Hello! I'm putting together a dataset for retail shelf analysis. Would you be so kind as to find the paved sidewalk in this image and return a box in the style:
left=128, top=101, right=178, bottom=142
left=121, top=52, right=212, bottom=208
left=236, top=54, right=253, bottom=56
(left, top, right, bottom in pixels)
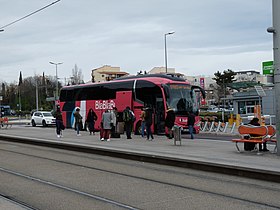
left=1, top=125, right=280, bottom=181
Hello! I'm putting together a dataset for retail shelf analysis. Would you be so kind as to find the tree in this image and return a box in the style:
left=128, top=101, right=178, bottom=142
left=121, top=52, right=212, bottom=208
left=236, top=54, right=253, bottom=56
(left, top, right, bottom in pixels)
left=212, top=69, right=236, bottom=106
left=71, top=64, right=84, bottom=85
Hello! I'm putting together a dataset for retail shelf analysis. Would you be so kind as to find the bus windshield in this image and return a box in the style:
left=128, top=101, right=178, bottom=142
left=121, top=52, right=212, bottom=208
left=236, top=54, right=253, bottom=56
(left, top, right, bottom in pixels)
left=166, top=84, right=198, bottom=115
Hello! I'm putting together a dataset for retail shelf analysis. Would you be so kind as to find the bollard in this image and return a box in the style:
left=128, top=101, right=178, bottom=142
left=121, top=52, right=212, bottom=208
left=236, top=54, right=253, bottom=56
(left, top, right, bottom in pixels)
left=173, top=125, right=182, bottom=145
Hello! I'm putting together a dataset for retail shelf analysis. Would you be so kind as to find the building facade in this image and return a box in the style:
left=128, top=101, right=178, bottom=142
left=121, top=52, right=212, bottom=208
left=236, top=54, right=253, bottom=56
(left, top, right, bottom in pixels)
left=91, top=65, right=129, bottom=82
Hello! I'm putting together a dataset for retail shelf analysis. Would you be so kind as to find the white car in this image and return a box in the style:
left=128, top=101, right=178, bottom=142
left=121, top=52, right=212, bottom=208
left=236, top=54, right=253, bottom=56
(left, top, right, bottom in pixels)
left=207, top=107, right=219, bottom=113
left=31, top=111, right=56, bottom=127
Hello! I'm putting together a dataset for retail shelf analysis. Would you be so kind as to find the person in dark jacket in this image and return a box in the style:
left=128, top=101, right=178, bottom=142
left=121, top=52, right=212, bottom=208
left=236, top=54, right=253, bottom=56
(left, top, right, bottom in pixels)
left=73, top=107, right=82, bottom=136
left=187, top=111, right=196, bottom=139
left=86, top=108, right=97, bottom=135
left=249, top=117, right=269, bottom=152
left=54, top=105, right=64, bottom=138
left=165, top=108, right=175, bottom=139
left=145, top=107, right=154, bottom=140
left=123, top=106, right=134, bottom=139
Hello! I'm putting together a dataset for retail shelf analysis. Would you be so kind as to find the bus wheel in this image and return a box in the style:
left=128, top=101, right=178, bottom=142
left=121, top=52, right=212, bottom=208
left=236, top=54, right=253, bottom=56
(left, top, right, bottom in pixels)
left=135, top=121, right=141, bottom=135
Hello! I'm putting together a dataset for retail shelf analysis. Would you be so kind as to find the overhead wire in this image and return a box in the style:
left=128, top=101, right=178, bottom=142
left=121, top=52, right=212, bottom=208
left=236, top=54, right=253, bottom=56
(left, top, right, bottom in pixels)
left=0, top=0, right=61, bottom=30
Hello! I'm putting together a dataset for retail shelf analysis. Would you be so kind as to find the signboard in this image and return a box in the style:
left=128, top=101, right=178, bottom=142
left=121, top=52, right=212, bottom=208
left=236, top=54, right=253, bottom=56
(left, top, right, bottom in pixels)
left=199, top=78, right=206, bottom=105
left=262, top=61, right=274, bottom=75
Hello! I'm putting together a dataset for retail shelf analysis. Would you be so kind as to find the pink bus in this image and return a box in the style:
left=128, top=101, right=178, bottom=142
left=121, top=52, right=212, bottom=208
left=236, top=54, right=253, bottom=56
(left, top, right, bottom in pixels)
left=59, top=74, right=205, bottom=135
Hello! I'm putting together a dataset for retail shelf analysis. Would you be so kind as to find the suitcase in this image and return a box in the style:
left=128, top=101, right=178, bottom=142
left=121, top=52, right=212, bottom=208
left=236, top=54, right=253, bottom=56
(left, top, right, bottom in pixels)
left=111, top=132, right=121, bottom=138
left=244, top=142, right=256, bottom=151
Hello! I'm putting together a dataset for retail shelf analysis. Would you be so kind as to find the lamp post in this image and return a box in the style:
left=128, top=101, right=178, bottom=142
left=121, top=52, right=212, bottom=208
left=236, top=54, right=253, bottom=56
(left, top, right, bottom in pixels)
left=164, top=31, right=175, bottom=73
left=267, top=0, right=280, bottom=155
left=49, top=61, right=63, bottom=100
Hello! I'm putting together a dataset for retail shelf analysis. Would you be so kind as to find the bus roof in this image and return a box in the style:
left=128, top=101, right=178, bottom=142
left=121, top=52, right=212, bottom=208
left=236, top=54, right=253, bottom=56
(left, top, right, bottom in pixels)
left=61, top=74, right=189, bottom=90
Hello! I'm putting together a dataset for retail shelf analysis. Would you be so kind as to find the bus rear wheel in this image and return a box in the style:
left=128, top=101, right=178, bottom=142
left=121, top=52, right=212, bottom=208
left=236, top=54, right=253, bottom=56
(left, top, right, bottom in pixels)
left=134, top=122, right=142, bottom=135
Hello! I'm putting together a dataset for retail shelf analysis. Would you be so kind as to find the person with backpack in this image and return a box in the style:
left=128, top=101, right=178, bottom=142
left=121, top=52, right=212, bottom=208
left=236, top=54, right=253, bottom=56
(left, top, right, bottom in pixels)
left=123, top=106, right=134, bottom=139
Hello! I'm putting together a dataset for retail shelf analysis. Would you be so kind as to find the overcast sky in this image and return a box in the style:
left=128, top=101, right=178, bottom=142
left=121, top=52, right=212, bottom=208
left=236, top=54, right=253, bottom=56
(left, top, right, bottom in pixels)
left=0, top=0, right=273, bottom=84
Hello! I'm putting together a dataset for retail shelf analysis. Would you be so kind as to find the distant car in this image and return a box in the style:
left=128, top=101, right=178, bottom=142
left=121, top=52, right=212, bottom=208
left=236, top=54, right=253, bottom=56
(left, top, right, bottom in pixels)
left=31, top=111, right=56, bottom=127
left=207, top=106, right=219, bottom=113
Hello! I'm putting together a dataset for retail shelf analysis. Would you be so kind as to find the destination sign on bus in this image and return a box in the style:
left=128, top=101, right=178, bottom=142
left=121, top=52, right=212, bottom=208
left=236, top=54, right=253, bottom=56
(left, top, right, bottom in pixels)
left=169, top=84, right=191, bottom=90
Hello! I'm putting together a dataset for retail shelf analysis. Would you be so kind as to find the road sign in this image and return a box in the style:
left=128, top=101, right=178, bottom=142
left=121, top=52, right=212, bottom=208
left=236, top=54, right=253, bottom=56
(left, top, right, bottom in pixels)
left=262, top=61, right=274, bottom=75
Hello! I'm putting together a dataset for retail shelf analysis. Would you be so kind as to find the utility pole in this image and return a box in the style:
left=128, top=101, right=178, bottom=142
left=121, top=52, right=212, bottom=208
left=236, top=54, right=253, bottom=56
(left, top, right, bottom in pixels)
left=164, top=31, right=175, bottom=73
left=267, top=0, right=280, bottom=155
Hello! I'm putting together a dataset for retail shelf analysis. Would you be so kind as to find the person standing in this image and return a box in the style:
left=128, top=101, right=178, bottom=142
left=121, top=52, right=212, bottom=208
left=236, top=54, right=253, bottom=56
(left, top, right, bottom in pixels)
left=145, top=107, right=154, bottom=140
left=165, top=107, right=175, bottom=139
left=140, top=107, right=146, bottom=138
left=86, top=108, right=97, bottom=135
left=123, top=106, right=134, bottom=139
left=101, top=109, right=113, bottom=141
left=73, top=107, right=82, bottom=136
left=187, top=111, right=195, bottom=139
left=54, top=105, right=64, bottom=138
left=111, top=107, right=119, bottom=137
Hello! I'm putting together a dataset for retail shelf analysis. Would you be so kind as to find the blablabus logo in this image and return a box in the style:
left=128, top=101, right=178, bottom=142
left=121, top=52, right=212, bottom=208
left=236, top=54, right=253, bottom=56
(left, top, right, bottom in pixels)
left=95, top=100, right=115, bottom=110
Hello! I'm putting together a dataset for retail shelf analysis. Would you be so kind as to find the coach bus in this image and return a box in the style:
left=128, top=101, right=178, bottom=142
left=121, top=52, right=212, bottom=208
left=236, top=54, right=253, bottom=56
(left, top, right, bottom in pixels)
left=59, top=74, right=205, bottom=135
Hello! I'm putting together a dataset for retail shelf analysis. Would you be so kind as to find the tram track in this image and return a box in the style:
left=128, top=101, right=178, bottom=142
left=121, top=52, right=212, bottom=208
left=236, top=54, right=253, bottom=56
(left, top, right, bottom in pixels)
left=1, top=144, right=280, bottom=193
left=1, top=143, right=280, bottom=209
left=0, top=193, right=38, bottom=210
left=0, top=167, right=139, bottom=210
left=1, top=135, right=280, bottom=183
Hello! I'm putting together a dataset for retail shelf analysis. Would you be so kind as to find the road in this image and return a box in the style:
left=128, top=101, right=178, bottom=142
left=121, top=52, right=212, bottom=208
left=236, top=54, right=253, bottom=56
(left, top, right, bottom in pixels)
left=1, top=140, right=280, bottom=210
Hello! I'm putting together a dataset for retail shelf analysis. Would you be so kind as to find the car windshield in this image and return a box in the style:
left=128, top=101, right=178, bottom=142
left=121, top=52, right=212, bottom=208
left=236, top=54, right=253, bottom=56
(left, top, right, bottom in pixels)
left=166, top=84, right=198, bottom=115
left=42, top=112, right=53, bottom=117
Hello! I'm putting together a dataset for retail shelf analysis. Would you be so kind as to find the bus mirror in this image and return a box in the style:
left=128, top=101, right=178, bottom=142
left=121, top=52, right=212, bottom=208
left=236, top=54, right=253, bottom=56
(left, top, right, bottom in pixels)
left=191, top=86, right=206, bottom=99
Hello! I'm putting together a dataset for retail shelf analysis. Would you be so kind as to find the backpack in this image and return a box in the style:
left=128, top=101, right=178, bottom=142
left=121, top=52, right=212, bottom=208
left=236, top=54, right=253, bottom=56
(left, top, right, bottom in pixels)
left=123, top=110, right=135, bottom=122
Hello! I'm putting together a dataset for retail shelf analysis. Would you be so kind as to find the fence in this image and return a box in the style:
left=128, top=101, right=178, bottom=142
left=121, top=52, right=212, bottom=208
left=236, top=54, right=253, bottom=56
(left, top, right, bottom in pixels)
left=200, top=115, right=276, bottom=135
left=200, top=121, right=236, bottom=134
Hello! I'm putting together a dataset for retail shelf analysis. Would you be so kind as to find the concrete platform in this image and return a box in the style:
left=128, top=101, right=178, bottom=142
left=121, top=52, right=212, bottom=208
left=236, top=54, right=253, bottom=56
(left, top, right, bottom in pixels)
left=0, top=125, right=280, bottom=182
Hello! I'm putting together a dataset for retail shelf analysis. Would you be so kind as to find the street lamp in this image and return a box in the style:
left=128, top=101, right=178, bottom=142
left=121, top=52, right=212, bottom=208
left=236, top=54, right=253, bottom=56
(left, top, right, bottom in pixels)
left=164, top=31, right=175, bottom=73
left=49, top=61, right=63, bottom=100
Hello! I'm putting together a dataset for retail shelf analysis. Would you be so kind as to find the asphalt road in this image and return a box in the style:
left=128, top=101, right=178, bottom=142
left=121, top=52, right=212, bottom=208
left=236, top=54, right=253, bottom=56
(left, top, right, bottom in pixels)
left=1, top=141, right=280, bottom=210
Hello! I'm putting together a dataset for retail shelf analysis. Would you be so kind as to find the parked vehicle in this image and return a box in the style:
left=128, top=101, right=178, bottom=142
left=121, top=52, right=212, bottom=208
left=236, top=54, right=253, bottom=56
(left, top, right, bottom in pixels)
left=31, top=111, right=56, bottom=127
left=207, top=106, right=219, bottom=113
left=59, top=74, right=205, bottom=134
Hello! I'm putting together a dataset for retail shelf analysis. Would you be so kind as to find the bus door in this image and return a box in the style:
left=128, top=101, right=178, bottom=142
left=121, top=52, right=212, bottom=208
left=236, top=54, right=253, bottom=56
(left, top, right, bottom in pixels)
left=155, top=97, right=165, bottom=134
